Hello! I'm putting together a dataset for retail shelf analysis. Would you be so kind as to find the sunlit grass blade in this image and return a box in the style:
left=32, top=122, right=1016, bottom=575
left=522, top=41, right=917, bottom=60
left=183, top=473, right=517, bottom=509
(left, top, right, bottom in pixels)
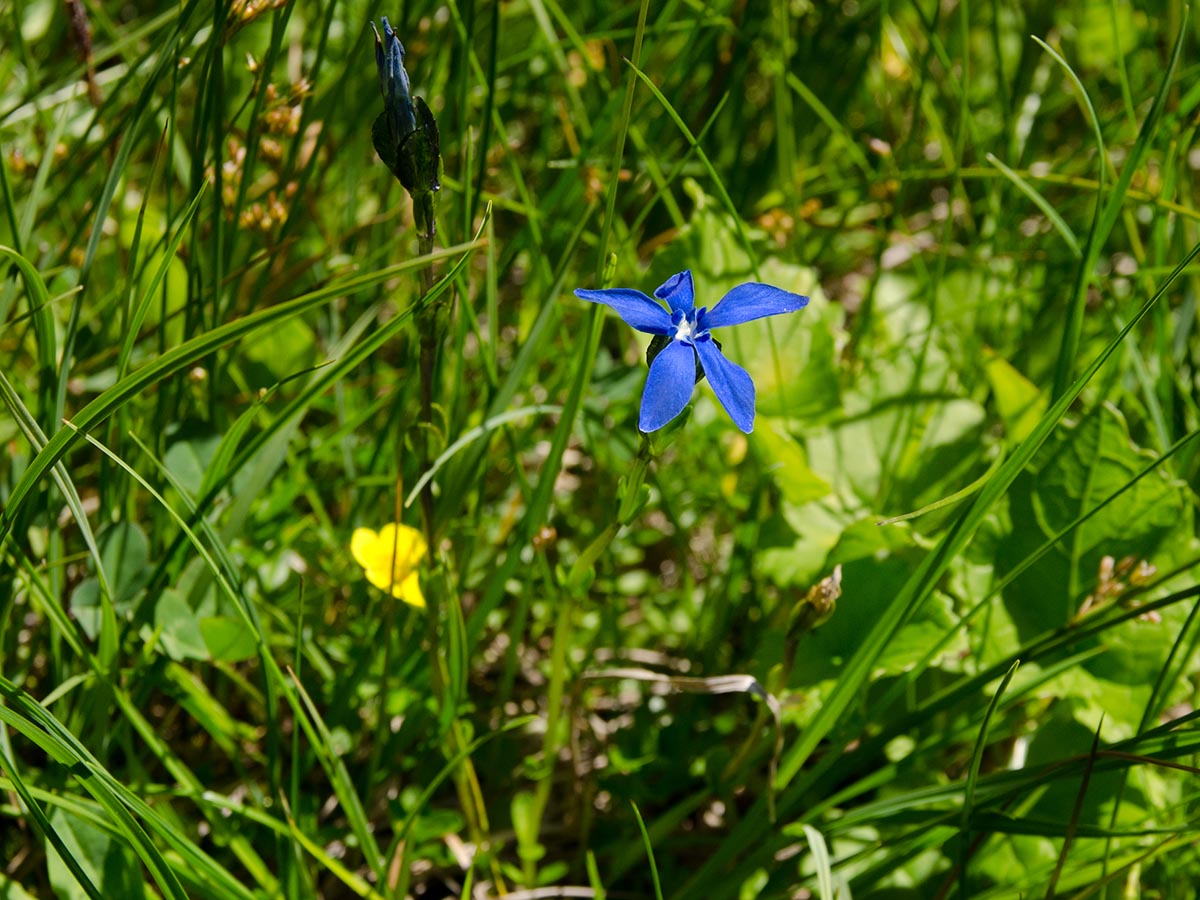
left=631, top=800, right=665, bottom=900
left=985, top=152, right=1081, bottom=258
left=0, top=744, right=104, bottom=900
left=625, top=61, right=757, bottom=275
left=960, top=660, right=1019, bottom=898
left=405, top=403, right=560, bottom=508
left=116, top=183, right=207, bottom=379
left=0, top=240, right=479, bottom=543
left=876, top=448, right=1004, bottom=526
left=287, top=669, right=386, bottom=883
left=801, top=824, right=837, bottom=900
left=0, top=246, right=56, bottom=430
left=1043, top=8, right=1188, bottom=396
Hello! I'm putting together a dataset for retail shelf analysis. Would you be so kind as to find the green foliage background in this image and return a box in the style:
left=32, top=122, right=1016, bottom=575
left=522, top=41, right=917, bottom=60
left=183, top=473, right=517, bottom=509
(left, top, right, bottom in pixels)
left=2, top=0, right=1200, bottom=897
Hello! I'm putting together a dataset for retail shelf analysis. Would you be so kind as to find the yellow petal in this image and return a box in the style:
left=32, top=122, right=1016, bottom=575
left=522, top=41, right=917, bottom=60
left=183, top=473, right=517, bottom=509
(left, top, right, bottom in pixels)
left=364, top=563, right=399, bottom=593
left=351, top=523, right=427, bottom=604
left=364, top=565, right=424, bottom=606
left=350, top=527, right=381, bottom=569
left=375, top=522, right=427, bottom=570
left=396, top=571, right=425, bottom=608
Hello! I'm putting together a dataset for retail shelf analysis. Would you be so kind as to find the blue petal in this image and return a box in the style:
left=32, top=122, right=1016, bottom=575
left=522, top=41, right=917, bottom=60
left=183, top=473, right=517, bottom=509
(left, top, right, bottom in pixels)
left=574, top=288, right=672, bottom=334
left=654, top=270, right=695, bottom=314
left=639, top=340, right=696, bottom=432
left=695, top=337, right=756, bottom=433
left=700, top=282, right=809, bottom=330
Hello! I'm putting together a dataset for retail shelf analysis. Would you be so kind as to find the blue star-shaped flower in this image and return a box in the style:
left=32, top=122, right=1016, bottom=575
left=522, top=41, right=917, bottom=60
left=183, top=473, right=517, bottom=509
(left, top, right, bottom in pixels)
left=575, top=270, right=809, bottom=434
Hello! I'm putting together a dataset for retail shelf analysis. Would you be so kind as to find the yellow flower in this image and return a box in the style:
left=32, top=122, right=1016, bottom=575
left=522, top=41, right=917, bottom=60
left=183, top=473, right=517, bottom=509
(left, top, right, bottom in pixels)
left=350, top=523, right=427, bottom=608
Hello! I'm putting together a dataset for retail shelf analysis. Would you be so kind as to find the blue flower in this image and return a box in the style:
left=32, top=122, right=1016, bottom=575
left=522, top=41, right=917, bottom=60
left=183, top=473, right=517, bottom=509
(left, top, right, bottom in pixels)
left=574, top=270, right=809, bottom=434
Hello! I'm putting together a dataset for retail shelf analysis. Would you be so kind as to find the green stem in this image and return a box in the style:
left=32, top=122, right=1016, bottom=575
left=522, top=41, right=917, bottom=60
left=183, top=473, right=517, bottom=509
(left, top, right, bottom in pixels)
left=526, top=438, right=654, bottom=882
left=527, top=559, right=575, bottom=885
left=416, top=231, right=437, bottom=543
left=388, top=214, right=500, bottom=896
left=617, top=440, right=653, bottom=525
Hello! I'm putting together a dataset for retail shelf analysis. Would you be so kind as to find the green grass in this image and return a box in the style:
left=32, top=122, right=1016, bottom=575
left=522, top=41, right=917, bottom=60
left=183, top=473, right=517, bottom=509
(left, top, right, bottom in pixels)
left=3, top=1, right=1200, bottom=897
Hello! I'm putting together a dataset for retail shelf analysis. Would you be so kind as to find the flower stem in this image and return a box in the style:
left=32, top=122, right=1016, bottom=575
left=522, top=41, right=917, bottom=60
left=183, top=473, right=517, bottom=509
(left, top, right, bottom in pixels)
left=616, top=437, right=654, bottom=526
left=527, top=552, right=575, bottom=884
left=397, top=226, right=501, bottom=893
left=526, top=437, right=655, bottom=882
left=416, top=231, right=437, bottom=543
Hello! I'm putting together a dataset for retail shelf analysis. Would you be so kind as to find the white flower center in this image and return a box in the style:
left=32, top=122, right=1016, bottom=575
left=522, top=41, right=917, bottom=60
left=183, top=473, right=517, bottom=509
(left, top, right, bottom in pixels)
left=674, top=316, right=696, bottom=342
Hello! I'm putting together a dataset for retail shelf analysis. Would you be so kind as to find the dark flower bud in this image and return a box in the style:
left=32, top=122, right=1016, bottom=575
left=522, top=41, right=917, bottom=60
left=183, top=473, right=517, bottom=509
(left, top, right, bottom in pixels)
left=371, top=17, right=441, bottom=240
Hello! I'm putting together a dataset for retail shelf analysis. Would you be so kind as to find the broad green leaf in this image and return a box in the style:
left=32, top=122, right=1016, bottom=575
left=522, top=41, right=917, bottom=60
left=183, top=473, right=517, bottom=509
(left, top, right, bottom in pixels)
left=1019, top=703, right=1160, bottom=826
left=806, top=396, right=986, bottom=517
left=99, top=521, right=149, bottom=604
left=511, top=791, right=544, bottom=863
left=757, top=499, right=850, bottom=588
left=199, top=616, right=258, bottom=662
left=723, top=258, right=837, bottom=423
left=163, top=428, right=221, bottom=498
left=797, top=277, right=988, bottom=516
left=71, top=522, right=150, bottom=640
left=1030, top=406, right=1181, bottom=564
left=984, top=351, right=1047, bottom=444
left=150, top=589, right=208, bottom=661
left=407, top=808, right=466, bottom=845
left=751, top=419, right=831, bottom=506
left=240, top=315, right=316, bottom=382
left=1000, top=404, right=1187, bottom=638
left=970, top=833, right=1058, bottom=894
left=0, top=873, right=39, bottom=900
left=1071, top=0, right=1140, bottom=70
left=788, top=548, right=968, bottom=721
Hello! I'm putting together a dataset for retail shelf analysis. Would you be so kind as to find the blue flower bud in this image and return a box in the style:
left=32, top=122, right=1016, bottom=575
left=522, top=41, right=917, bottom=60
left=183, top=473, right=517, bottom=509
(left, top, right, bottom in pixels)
left=371, top=16, right=441, bottom=239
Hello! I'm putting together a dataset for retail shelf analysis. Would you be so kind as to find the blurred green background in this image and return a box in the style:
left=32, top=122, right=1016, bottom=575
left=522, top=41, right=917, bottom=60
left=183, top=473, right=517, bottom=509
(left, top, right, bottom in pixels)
left=2, top=0, right=1200, bottom=897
